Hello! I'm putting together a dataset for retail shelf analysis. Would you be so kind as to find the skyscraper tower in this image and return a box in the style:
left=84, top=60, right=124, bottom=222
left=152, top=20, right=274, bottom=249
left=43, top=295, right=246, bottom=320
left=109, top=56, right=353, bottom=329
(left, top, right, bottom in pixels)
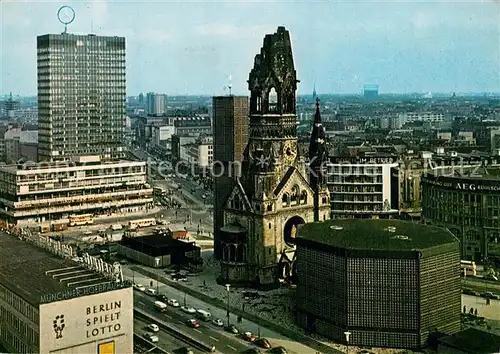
left=212, top=95, right=249, bottom=260
left=37, top=34, right=126, bottom=161
left=219, top=27, right=330, bottom=288
left=309, top=98, right=328, bottom=222
left=312, top=83, right=317, bottom=101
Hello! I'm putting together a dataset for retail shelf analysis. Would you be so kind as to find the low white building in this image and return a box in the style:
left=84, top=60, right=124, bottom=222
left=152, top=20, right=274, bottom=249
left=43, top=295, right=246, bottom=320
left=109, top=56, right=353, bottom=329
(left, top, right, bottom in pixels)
left=152, top=125, right=175, bottom=147
left=0, top=156, right=153, bottom=227
left=180, top=136, right=213, bottom=169
left=327, top=156, right=400, bottom=219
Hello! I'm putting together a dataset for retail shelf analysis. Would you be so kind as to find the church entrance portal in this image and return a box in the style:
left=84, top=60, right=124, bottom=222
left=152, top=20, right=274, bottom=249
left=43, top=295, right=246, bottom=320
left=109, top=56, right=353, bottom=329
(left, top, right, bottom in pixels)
left=284, top=216, right=305, bottom=246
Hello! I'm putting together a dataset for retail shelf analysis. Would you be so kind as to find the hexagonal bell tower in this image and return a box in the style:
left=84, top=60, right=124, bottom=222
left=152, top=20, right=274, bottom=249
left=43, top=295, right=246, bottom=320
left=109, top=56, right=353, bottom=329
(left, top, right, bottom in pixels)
left=219, top=27, right=331, bottom=289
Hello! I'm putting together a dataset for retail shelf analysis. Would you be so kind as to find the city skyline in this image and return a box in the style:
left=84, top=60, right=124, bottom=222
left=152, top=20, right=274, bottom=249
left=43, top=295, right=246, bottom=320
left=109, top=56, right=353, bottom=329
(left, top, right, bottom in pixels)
left=1, top=0, right=499, bottom=96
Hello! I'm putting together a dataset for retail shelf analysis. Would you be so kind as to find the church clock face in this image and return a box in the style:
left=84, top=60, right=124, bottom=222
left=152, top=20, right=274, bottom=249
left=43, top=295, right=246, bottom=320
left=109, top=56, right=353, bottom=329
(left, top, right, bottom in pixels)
left=283, top=141, right=297, bottom=163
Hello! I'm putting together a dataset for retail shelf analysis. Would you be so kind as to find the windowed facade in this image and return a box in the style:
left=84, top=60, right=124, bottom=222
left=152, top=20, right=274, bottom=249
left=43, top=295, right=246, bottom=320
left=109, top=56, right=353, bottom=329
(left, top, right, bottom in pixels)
left=0, top=284, right=39, bottom=353
left=422, top=173, right=500, bottom=260
left=327, top=160, right=399, bottom=219
left=37, top=34, right=126, bottom=162
left=296, top=239, right=461, bottom=349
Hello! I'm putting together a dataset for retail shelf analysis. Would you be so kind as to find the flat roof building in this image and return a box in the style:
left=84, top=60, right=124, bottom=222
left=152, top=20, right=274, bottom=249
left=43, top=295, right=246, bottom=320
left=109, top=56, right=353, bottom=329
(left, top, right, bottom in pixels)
left=118, top=232, right=201, bottom=268
left=37, top=33, right=126, bottom=162
left=422, top=166, right=500, bottom=261
left=296, top=219, right=461, bottom=349
left=0, top=158, right=153, bottom=228
left=0, top=229, right=133, bottom=354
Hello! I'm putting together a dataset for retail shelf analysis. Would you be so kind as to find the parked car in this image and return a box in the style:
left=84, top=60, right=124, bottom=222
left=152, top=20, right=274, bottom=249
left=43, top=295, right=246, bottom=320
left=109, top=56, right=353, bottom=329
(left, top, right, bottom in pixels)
left=186, top=319, right=200, bottom=328
left=133, top=284, right=146, bottom=292
left=255, top=338, right=271, bottom=349
left=176, top=347, right=194, bottom=354
left=181, top=306, right=196, bottom=314
left=241, top=331, right=257, bottom=342
left=269, top=347, right=287, bottom=354
left=143, top=332, right=159, bottom=343
left=145, top=288, right=157, bottom=296
left=225, top=324, right=239, bottom=334
left=147, top=324, right=159, bottom=332
left=212, top=318, right=224, bottom=327
left=167, top=299, right=180, bottom=307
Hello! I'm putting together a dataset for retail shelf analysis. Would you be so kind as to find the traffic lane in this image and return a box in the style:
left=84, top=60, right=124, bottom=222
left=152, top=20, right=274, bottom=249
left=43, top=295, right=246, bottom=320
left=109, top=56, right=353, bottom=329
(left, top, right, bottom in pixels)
left=134, top=291, right=251, bottom=353
left=135, top=317, right=192, bottom=353
left=134, top=292, right=250, bottom=353
left=135, top=274, right=305, bottom=349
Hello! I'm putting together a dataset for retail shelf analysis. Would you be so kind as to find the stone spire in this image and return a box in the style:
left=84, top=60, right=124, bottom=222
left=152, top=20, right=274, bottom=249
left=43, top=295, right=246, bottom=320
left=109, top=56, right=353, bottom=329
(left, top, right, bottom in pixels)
left=309, top=97, right=327, bottom=222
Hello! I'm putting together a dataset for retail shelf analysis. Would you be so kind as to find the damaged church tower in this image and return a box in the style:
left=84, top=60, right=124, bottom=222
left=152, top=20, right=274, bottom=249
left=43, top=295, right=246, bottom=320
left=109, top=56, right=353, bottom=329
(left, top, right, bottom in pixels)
left=219, top=27, right=330, bottom=289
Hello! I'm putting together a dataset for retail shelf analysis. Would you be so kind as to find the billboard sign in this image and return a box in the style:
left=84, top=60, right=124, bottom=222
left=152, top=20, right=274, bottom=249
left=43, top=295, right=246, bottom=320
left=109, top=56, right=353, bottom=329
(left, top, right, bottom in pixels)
left=39, top=287, right=133, bottom=354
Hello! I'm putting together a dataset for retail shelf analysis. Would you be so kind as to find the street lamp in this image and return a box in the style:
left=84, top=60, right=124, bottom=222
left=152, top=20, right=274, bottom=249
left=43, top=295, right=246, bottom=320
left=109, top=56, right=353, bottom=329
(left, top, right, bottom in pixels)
left=225, top=284, right=231, bottom=326
left=344, top=331, right=351, bottom=354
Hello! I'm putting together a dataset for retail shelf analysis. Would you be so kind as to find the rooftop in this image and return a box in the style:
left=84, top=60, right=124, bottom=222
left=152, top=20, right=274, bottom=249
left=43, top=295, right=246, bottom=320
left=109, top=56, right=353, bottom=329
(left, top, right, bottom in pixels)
left=0, top=231, right=114, bottom=306
left=438, top=328, right=500, bottom=354
left=0, top=159, right=145, bottom=174
left=121, top=233, right=199, bottom=257
left=296, top=219, right=457, bottom=251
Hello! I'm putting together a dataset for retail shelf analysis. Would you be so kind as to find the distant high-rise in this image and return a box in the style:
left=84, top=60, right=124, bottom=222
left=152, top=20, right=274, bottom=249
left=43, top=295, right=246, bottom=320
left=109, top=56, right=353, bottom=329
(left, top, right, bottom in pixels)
left=212, top=96, right=249, bottom=259
left=146, top=93, right=168, bottom=116
left=312, top=83, right=317, bottom=101
left=37, top=33, right=126, bottom=161
left=363, top=84, right=379, bottom=99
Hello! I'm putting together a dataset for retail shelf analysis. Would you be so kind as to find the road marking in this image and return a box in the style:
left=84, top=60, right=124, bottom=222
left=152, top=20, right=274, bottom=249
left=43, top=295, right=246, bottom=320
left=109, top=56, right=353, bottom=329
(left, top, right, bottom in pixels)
left=165, top=314, right=172, bottom=319
left=138, top=301, right=146, bottom=306
left=227, top=345, right=237, bottom=351
left=178, top=320, right=184, bottom=324
left=209, top=336, right=219, bottom=342
left=193, top=328, right=202, bottom=334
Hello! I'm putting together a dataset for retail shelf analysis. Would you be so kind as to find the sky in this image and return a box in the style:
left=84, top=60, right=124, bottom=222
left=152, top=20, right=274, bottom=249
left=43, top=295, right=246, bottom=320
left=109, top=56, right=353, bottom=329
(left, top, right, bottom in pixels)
left=1, top=0, right=499, bottom=96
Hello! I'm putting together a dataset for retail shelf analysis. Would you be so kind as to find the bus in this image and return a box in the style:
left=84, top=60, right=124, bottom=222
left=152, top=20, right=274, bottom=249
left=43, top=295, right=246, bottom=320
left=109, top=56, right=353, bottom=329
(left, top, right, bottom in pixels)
left=69, top=214, right=94, bottom=227
left=196, top=309, right=212, bottom=321
left=128, top=218, right=156, bottom=229
left=461, top=260, right=477, bottom=277
left=154, top=301, right=167, bottom=312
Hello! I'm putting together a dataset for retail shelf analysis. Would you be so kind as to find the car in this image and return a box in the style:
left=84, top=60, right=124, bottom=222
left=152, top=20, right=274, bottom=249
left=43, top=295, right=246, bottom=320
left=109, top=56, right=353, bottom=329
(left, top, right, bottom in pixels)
left=241, top=331, right=257, bottom=342
left=269, top=347, right=287, bottom=354
left=167, top=299, right=180, bottom=307
left=255, top=338, right=271, bottom=349
left=143, top=332, right=159, bottom=343
left=146, top=288, right=157, bottom=296
left=186, top=319, right=200, bottom=328
left=212, top=318, right=224, bottom=327
left=176, top=347, right=194, bottom=354
left=133, top=284, right=146, bottom=292
left=147, top=324, right=159, bottom=332
left=181, top=306, right=196, bottom=314
left=224, top=324, right=239, bottom=334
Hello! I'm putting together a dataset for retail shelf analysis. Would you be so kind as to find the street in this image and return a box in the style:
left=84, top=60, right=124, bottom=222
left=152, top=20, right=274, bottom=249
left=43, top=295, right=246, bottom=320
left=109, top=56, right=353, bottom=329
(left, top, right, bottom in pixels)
left=127, top=267, right=320, bottom=354
left=134, top=316, right=202, bottom=353
left=134, top=290, right=252, bottom=353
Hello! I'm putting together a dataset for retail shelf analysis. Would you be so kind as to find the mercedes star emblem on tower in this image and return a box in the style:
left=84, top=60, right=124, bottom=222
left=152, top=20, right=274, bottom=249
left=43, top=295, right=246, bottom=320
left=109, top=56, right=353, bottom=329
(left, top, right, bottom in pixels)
left=57, top=5, right=75, bottom=25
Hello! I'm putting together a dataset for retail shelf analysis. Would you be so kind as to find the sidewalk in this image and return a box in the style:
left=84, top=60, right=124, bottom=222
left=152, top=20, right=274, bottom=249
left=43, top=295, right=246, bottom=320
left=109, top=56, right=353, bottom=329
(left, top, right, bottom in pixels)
left=125, top=267, right=330, bottom=354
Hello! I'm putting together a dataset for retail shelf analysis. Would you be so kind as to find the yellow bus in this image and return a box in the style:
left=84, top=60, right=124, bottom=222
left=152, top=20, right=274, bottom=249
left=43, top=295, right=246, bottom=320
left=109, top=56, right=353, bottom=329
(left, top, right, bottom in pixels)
left=461, top=260, right=477, bottom=277
left=69, top=214, right=94, bottom=227
left=128, top=218, right=156, bottom=229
